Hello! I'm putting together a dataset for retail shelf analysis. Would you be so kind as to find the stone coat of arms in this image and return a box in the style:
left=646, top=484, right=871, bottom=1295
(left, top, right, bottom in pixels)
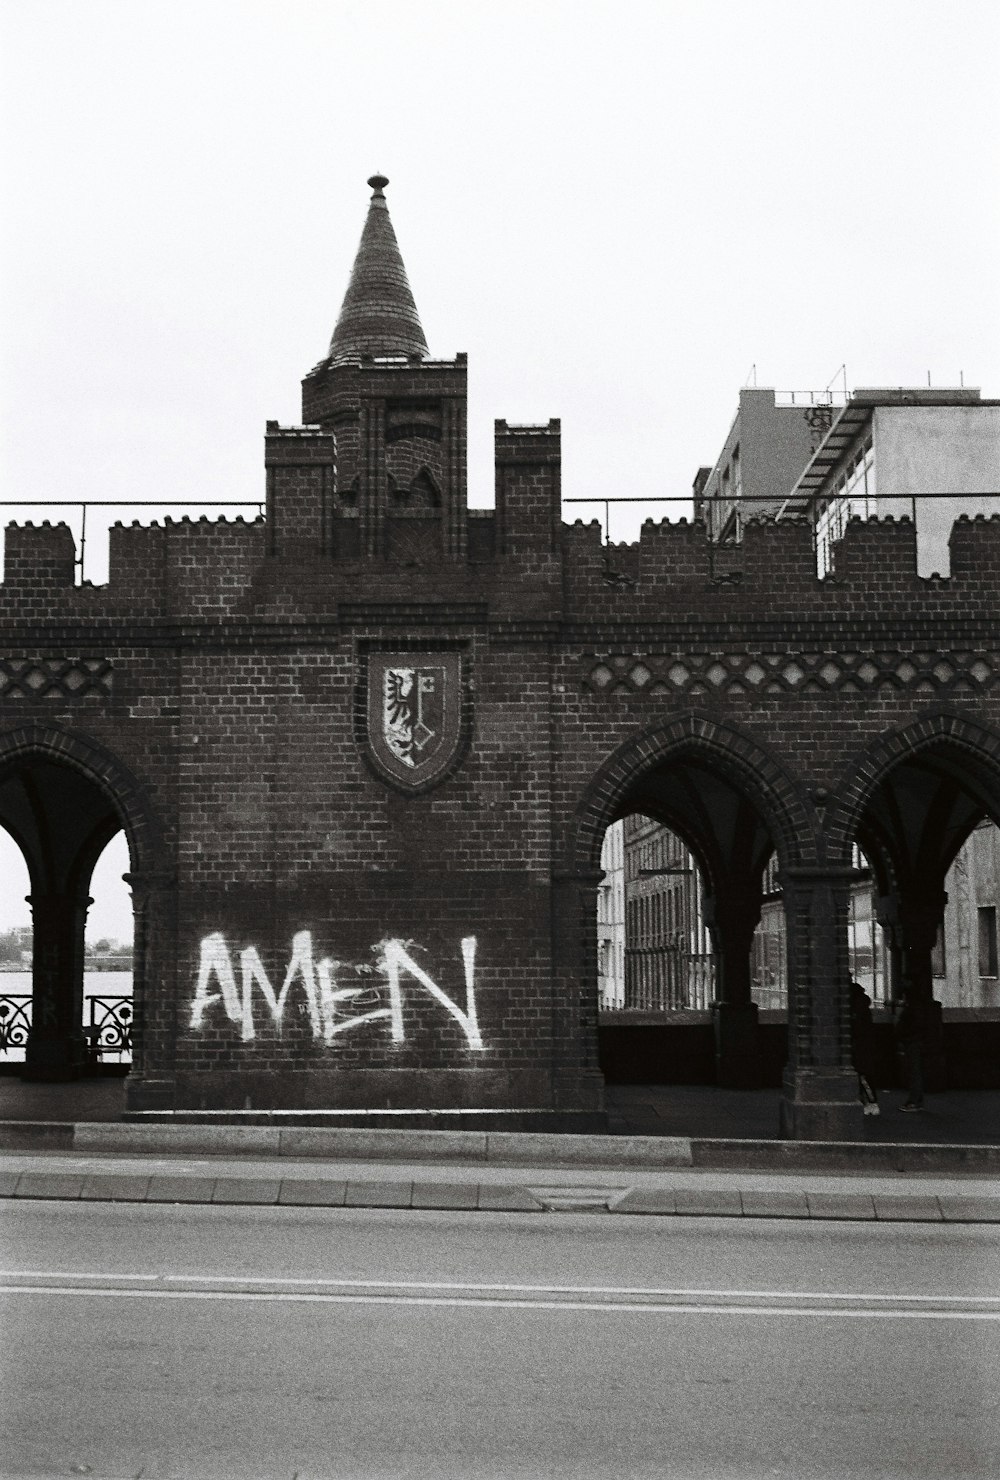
left=362, top=650, right=465, bottom=791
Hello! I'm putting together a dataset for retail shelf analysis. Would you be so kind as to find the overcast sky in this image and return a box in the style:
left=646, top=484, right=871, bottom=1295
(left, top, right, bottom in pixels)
left=2, top=0, right=999, bottom=934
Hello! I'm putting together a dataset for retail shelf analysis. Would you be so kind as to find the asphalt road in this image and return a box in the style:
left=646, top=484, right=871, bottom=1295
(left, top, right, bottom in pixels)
left=2, top=1200, right=999, bottom=1479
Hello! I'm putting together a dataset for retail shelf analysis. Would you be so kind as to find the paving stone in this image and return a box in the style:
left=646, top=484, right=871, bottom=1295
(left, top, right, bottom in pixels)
left=674, top=1187, right=743, bottom=1216
left=81, top=1174, right=151, bottom=1202
left=410, top=1181, right=479, bottom=1211
left=806, top=1192, right=876, bottom=1220
left=211, top=1177, right=282, bottom=1205
left=612, top=1187, right=677, bottom=1216
left=740, top=1189, right=809, bottom=1219
left=278, top=1179, right=347, bottom=1207
left=873, top=1195, right=943, bottom=1222
left=12, top=1172, right=84, bottom=1200
left=476, top=1184, right=544, bottom=1212
left=146, top=1175, right=215, bottom=1204
left=938, top=1196, right=1000, bottom=1222
left=344, top=1180, right=413, bottom=1209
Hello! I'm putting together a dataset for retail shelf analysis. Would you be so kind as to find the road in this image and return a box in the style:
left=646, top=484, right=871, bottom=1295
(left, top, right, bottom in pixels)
left=1, top=1198, right=999, bottom=1479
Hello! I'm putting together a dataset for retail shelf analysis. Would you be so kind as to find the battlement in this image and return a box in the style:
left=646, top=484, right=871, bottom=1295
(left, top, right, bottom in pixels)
left=1, top=501, right=997, bottom=628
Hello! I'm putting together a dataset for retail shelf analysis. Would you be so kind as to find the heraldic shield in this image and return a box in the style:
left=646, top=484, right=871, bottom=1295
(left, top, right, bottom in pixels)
left=362, top=650, right=466, bottom=791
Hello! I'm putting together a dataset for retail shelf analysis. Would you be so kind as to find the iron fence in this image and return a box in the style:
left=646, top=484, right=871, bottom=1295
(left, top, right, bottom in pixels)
left=0, top=993, right=132, bottom=1063
left=615, top=948, right=717, bottom=1013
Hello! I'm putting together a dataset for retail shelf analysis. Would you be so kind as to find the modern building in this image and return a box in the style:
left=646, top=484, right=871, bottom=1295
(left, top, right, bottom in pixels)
left=694, top=386, right=846, bottom=543
left=777, top=387, right=1000, bottom=577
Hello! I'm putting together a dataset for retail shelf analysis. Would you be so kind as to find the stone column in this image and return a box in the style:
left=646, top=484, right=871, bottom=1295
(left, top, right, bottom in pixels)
left=780, top=866, right=862, bottom=1140
left=703, top=882, right=762, bottom=1088
left=123, top=871, right=178, bottom=1113
left=23, top=892, right=90, bottom=1081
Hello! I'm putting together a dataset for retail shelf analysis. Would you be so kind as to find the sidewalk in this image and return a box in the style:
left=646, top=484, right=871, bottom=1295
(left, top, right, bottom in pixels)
left=4, top=1140, right=1000, bottom=1221
left=2, top=1076, right=1000, bottom=1206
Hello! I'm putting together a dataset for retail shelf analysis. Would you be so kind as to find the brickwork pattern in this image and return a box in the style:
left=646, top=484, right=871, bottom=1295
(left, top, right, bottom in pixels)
left=2, top=427, right=998, bottom=1121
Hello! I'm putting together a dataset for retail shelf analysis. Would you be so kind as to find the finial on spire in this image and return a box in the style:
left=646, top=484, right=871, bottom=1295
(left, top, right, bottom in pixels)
left=326, top=174, right=428, bottom=362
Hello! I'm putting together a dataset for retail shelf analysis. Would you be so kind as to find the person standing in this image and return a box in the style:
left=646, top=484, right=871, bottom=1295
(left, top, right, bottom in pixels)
left=849, top=980, right=880, bottom=1116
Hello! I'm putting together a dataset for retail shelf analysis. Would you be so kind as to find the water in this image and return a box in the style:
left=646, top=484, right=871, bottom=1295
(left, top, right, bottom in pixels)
left=0, top=970, right=132, bottom=1063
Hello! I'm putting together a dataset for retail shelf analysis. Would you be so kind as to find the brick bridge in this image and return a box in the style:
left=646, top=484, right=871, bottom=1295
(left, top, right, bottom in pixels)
left=2, top=176, right=998, bottom=1138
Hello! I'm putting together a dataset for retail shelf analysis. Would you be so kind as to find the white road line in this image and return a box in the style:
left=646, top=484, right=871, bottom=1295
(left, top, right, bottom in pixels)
left=2, top=1285, right=999, bottom=1318
left=3, top=1270, right=997, bottom=1304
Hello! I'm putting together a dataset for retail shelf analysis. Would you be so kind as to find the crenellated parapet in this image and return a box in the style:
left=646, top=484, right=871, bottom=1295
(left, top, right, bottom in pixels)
left=2, top=500, right=999, bottom=629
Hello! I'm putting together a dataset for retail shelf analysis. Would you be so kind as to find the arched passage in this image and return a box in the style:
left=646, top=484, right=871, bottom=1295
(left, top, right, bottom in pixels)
left=831, top=712, right=1000, bottom=1104
left=564, top=717, right=816, bottom=1112
left=0, top=725, right=162, bottom=1081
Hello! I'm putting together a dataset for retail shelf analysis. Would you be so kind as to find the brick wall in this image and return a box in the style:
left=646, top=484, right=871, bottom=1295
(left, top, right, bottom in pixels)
left=2, top=423, right=998, bottom=1117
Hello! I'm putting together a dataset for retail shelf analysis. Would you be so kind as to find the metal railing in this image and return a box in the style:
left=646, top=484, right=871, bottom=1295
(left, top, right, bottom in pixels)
left=0, top=994, right=132, bottom=1063
left=1, top=500, right=265, bottom=583
left=609, top=948, right=717, bottom=1013
left=563, top=491, right=999, bottom=546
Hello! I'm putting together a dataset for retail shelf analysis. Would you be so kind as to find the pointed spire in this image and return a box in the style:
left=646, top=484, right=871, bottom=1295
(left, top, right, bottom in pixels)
left=327, top=175, right=429, bottom=363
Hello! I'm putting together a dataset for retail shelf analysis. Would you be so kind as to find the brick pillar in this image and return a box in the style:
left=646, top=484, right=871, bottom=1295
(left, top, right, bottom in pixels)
left=23, top=892, right=90, bottom=1081
left=264, top=424, right=335, bottom=561
left=551, top=869, right=607, bottom=1118
left=704, top=881, right=762, bottom=1088
left=780, top=866, right=863, bottom=1139
left=124, top=871, right=179, bottom=1113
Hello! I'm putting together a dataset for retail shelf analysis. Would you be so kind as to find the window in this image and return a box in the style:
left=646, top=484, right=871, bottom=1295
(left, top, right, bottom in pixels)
left=979, top=907, right=998, bottom=978
left=931, top=921, right=947, bottom=978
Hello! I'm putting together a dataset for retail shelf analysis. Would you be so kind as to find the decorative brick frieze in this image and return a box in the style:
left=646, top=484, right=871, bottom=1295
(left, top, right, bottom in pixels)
left=582, top=648, right=998, bottom=697
left=0, top=657, right=112, bottom=700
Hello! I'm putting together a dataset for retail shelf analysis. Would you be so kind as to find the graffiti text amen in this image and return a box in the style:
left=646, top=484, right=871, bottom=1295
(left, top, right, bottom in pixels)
left=190, top=933, right=484, bottom=1050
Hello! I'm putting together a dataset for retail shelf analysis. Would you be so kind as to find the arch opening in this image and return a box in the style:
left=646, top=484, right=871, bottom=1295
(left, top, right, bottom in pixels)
left=841, top=728, right=1000, bottom=1110
left=0, top=754, right=136, bottom=1081
left=586, top=738, right=800, bottom=1100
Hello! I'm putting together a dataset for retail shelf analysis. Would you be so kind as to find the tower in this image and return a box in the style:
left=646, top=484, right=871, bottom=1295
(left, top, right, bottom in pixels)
left=301, top=175, right=468, bottom=561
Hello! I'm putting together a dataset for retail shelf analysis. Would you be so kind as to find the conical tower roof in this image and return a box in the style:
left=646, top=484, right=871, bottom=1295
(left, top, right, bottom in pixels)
left=328, top=175, right=429, bottom=362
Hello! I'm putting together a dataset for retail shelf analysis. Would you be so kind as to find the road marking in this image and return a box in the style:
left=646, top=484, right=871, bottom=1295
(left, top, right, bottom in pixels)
left=2, top=1272, right=999, bottom=1319
left=2, top=1284, right=999, bottom=1318
left=2, top=1270, right=998, bottom=1305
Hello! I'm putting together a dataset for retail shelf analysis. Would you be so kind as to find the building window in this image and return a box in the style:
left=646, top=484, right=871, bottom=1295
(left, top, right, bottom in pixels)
left=931, top=922, right=947, bottom=978
left=979, top=906, right=998, bottom=978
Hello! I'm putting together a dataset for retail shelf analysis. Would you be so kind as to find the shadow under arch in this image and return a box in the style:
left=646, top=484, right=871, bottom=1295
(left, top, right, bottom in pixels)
left=0, top=722, right=167, bottom=1080
left=561, top=714, right=816, bottom=1103
left=826, top=708, right=1000, bottom=1044
left=827, top=709, right=1000, bottom=856
left=0, top=722, right=164, bottom=876
left=567, top=713, right=816, bottom=878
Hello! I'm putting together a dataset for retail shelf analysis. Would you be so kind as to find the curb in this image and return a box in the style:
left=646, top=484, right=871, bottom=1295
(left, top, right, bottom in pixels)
left=2, top=1119, right=1000, bottom=1173
left=3, top=1169, right=1000, bottom=1222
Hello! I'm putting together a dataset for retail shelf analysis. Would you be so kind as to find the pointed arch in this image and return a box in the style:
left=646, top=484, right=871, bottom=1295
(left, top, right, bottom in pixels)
left=827, top=709, right=1000, bottom=859
left=566, top=713, right=816, bottom=877
left=0, top=722, right=165, bottom=878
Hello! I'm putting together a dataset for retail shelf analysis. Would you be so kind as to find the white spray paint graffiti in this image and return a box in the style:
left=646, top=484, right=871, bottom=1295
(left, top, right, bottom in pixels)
left=190, top=932, right=483, bottom=1049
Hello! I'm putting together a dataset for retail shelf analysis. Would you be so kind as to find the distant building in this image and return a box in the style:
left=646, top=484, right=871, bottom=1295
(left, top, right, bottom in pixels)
left=694, top=386, right=846, bottom=543
left=938, top=820, right=999, bottom=1009
left=597, top=822, right=625, bottom=1008
left=777, top=387, right=1000, bottom=576
left=620, top=816, right=714, bottom=1012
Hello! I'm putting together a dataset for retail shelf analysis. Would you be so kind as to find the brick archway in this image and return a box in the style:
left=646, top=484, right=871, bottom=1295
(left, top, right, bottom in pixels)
left=567, top=712, right=816, bottom=878
left=828, top=709, right=1000, bottom=853
left=0, top=723, right=167, bottom=1080
left=0, top=722, right=164, bottom=878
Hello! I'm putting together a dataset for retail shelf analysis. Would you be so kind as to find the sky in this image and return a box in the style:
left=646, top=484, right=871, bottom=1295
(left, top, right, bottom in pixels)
left=1, top=0, right=999, bottom=934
